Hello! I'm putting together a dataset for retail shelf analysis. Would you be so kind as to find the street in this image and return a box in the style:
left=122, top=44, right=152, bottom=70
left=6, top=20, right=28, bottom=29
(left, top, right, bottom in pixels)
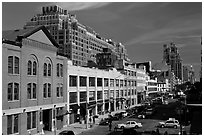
left=80, top=98, right=190, bottom=135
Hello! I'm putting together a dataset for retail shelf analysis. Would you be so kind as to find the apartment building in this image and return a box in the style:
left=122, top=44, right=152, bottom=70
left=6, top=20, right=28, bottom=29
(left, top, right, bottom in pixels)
left=2, top=26, right=68, bottom=135
left=24, top=5, right=129, bottom=66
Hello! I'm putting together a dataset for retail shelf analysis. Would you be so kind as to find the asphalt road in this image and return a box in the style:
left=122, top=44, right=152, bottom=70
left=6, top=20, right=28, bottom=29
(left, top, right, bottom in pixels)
left=80, top=99, right=190, bottom=135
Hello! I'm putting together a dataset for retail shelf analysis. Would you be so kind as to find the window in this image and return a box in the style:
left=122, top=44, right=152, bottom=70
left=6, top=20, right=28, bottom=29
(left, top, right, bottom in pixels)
left=80, top=76, right=87, bottom=87
left=120, top=80, right=123, bottom=87
left=27, top=112, right=36, bottom=130
left=33, top=83, right=36, bottom=99
left=56, top=84, right=63, bottom=97
left=27, top=61, right=32, bottom=75
left=27, top=83, right=36, bottom=99
left=14, top=57, right=19, bottom=74
left=8, top=56, right=19, bottom=74
left=33, top=61, right=37, bottom=75
left=7, top=115, right=12, bottom=134
left=116, top=79, right=119, bottom=87
left=89, top=91, right=95, bottom=101
left=57, top=63, right=63, bottom=77
left=48, top=83, right=51, bottom=97
left=89, top=77, right=95, bottom=87
left=14, top=83, right=19, bottom=100
left=110, top=79, right=114, bottom=87
left=13, top=114, right=18, bottom=133
left=57, top=64, right=60, bottom=77
left=97, top=78, right=102, bottom=87
left=43, top=63, right=47, bottom=76
left=8, top=83, right=19, bottom=101
left=104, top=90, right=109, bottom=99
left=97, top=91, right=102, bottom=100
left=32, top=112, right=36, bottom=128
left=60, top=64, right=63, bottom=77
left=110, top=90, right=114, bottom=98
left=48, top=63, right=51, bottom=76
left=7, top=114, right=19, bottom=134
left=43, top=84, right=47, bottom=98
left=27, top=83, right=32, bottom=99
left=8, top=83, right=13, bottom=101
left=104, top=78, right=109, bottom=87
left=43, top=83, right=51, bottom=98
left=27, top=112, right=31, bottom=130
left=69, top=92, right=77, bottom=103
left=8, top=56, right=13, bottom=74
left=80, top=91, right=87, bottom=102
left=69, top=75, right=77, bottom=87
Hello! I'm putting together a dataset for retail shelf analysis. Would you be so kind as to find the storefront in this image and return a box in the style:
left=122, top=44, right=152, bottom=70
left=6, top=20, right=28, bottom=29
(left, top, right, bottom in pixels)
left=69, top=104, right=80, bottom=124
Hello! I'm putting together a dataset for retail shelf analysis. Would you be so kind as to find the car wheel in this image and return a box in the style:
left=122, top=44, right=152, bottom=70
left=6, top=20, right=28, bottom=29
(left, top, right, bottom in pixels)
left=174, top=125, right=177, bottom=129
left=121, top=126, right=124, bottom=129
left=135, top=125, right=139, bottom=129
left=161, top=125, right=164, bottom=128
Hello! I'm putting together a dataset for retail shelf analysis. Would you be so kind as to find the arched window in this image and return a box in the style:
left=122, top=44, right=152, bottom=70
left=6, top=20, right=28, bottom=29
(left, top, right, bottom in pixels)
left=33, top=61, right=37, bottom=75
left=27, top=61, right=32, bottom=75
left=43, top=63, right=47, bottom=76
left=48, top=63, right=51, bottom=76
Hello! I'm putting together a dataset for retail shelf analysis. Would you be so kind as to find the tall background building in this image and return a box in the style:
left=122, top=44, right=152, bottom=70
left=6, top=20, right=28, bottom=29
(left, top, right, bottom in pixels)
left=163, top=42, right=183, bottom=81
left=183, top=65, right=195, bottom=84
left=24, top=5, right=129, bottom=66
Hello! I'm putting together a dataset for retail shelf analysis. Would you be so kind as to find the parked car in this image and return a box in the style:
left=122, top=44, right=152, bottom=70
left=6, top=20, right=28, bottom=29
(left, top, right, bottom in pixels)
left=158, top=118, right=180, bottom=128
left=116, top=120, right=142, bottom=129
left=99, top=118, right=110, bottom=125
left=58, top=130, right=75, bottom=135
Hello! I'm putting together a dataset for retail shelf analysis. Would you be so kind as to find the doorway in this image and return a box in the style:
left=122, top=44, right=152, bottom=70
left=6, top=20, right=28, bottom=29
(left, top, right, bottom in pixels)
left=43, top=109, right=52, bottom=131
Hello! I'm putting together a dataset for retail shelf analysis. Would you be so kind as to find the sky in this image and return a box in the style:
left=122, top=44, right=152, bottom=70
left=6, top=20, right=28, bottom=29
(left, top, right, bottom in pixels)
left=2, top=2, right=202, bottom=81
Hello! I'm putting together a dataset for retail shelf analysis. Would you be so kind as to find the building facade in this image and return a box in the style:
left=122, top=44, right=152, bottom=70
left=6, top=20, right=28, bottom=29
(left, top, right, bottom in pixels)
left=2, top=26, right=68, bottom=135
left=146, top=76, right=158, bottom=98
left=67, top=62, right=139, bottom=124
left=24, top=5, right=129, bottom=66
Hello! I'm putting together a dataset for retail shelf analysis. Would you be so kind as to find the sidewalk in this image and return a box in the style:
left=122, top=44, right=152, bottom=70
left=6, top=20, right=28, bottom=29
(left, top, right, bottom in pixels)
left=40, top=109, right=127, bottom=135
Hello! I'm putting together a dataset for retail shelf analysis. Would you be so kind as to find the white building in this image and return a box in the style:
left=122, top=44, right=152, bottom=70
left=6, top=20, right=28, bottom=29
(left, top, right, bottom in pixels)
left=67, top=61, right=139, bottom=124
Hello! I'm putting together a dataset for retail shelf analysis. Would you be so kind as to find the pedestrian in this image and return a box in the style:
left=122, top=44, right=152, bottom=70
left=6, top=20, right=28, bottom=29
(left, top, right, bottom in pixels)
left=93, top=116, right=95, bottom=124
left=109, top=122, right=112, bottom=131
